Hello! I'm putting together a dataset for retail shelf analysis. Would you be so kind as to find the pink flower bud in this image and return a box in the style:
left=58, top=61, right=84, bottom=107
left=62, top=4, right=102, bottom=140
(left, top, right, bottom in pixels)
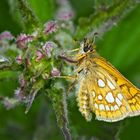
left=44, top=21, right=58, bottom=34
left=51, top=68, right=60, bottom=77
left=16, top=33, right=34, bottom=49
left=36, top=50, right=44, bottom=62
left=0, top=31, right=14, bottom=41
left=42, top=41, right=56, bottom=58
left=16, top=55, right=22, bottom=64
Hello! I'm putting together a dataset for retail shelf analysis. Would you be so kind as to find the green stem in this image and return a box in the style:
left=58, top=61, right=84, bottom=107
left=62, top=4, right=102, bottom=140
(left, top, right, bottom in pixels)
left=46, top=81, right=72, bottom=140
left=61, top=91, right=72, bottom=140
left=75, top=0, right=139, bottom=39
left=17, top=0, right=39, bottom=31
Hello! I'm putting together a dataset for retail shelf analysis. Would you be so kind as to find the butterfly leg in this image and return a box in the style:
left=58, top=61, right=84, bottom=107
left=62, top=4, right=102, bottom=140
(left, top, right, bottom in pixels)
left=67, top=79, right=78, bottom=96
left=51, top=75, right=77, bottom=80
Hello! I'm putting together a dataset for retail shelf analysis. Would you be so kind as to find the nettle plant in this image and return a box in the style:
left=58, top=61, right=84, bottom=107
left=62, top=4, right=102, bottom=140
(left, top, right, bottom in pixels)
left=0, top=0, right=139, bottom=140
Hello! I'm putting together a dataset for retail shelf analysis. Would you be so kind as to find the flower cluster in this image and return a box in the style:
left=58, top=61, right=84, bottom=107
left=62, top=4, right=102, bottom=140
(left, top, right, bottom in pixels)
left=0, top=16, right=75, bottom=114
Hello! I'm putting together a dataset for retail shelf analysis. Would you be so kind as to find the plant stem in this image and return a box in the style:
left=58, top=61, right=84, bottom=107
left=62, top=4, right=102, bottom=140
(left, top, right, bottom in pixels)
left=17, top=0, right=39, bottom=31
left=61, top=91, right=72, bottom=140
left=75, top=0, right=139, bottom=39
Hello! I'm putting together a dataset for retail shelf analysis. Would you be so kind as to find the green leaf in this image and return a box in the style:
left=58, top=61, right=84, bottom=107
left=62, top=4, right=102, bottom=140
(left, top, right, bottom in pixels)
left=28, top=0, right=56, bottom=23
left=0, top=0, right=22, bottom=34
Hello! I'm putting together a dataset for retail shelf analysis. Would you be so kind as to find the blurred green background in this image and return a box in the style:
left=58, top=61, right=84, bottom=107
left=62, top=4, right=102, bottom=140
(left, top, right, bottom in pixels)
left=0, top=0, right=140, bottom=140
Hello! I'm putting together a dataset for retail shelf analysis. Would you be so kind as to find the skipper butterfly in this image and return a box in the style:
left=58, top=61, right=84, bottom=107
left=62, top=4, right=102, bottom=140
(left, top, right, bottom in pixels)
left=74, top=38, right=140, bottom=122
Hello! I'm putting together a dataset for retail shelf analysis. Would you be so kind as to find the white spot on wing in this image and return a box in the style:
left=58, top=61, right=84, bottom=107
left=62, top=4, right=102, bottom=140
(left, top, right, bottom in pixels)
left=111, top=106, right=114, bottom=111
left=114, top=105, right=119, bottom=110
left=107, top=79, right=116, bottom=90
left=95, top=103, right=98, bottom=109
left=116, top=97, right=122, bottom=106
left=105, top=92, right=114, bottom=103
left=99, top=104, right=105, bottom=110
left=117, top=93, right=123, bottom=100
left=105, top=105, right=110, bottom=111
left=98, top=79, right=105, bottom=88
left=98, top=95, right=103, bottom=100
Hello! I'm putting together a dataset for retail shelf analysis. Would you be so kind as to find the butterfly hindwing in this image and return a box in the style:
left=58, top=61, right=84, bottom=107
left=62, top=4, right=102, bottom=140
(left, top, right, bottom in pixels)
left=88, top=67, right=130, bottom=122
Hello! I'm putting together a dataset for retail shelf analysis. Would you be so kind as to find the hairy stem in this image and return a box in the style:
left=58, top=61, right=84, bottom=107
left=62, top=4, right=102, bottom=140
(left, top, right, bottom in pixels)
left=17, top=0, right=39, bottom=31
left=61, top=91, right=72, bottom=140
left=75, top=0, right=139, bottom=39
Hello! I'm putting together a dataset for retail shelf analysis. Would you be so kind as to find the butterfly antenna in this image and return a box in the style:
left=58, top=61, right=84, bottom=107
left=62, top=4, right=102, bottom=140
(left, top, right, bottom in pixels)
left=93, top=32, right=98, bottom=44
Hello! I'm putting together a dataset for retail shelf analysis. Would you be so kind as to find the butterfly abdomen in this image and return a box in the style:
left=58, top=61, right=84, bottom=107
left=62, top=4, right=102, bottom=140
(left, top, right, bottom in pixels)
left=77, top=79, right=92, bottom=121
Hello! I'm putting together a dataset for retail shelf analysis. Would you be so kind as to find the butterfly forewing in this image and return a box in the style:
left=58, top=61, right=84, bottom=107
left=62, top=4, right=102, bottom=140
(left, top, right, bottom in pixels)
left=76, top=54, right=140, bottom=122
left=94, top=57, right=140, bottom=117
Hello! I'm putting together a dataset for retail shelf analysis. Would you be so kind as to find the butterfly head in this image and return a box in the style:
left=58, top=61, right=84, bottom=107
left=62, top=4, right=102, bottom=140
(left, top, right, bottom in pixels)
left=82, top=37, right=96, bottom=53
left=76, top=37, right=96, bottom=61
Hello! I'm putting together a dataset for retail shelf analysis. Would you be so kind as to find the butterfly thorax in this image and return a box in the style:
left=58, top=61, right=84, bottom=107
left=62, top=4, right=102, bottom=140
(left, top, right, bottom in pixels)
left=75, top=49, right=99, bottom=75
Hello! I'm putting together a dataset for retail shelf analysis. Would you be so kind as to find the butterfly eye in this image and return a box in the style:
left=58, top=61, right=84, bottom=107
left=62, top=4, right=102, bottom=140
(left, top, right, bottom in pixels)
left=83, top=46, right=89, bottom=52
left=83, top=45, right=92, bottom=52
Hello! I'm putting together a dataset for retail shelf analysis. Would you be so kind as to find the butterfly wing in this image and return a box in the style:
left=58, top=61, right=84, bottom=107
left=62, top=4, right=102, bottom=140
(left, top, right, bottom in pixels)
left=77, top=56, right=140, bottom=122
left=94, top=57, right=140, bottom=118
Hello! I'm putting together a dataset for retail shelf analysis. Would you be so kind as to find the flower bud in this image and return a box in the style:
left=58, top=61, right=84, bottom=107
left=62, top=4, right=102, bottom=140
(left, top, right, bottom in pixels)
left=44, top=21, right=58, bottom=35
left=42, top=41, right=56, bottom=58
left=51, top=67, right=60, bottom=77
left=16, top=55, right=22, bottom=64
left=36, top=50, right=44, bottom=62
left=16, top=33, right=34, bottom=49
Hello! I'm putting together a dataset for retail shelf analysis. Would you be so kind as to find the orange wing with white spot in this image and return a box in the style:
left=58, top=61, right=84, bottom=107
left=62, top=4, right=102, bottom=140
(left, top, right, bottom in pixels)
left=77, top=56, right=140, bottom=122
left=94, top=57, right=140, bottom=117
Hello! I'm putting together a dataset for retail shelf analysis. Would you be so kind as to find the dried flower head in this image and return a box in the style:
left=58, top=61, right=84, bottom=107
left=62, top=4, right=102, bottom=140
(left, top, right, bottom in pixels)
left=44, top=20, right=58, bottom=34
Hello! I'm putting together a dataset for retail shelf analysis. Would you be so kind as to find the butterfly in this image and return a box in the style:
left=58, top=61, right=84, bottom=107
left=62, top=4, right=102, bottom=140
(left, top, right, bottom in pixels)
left=73, top=37, right=140, bottom=122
